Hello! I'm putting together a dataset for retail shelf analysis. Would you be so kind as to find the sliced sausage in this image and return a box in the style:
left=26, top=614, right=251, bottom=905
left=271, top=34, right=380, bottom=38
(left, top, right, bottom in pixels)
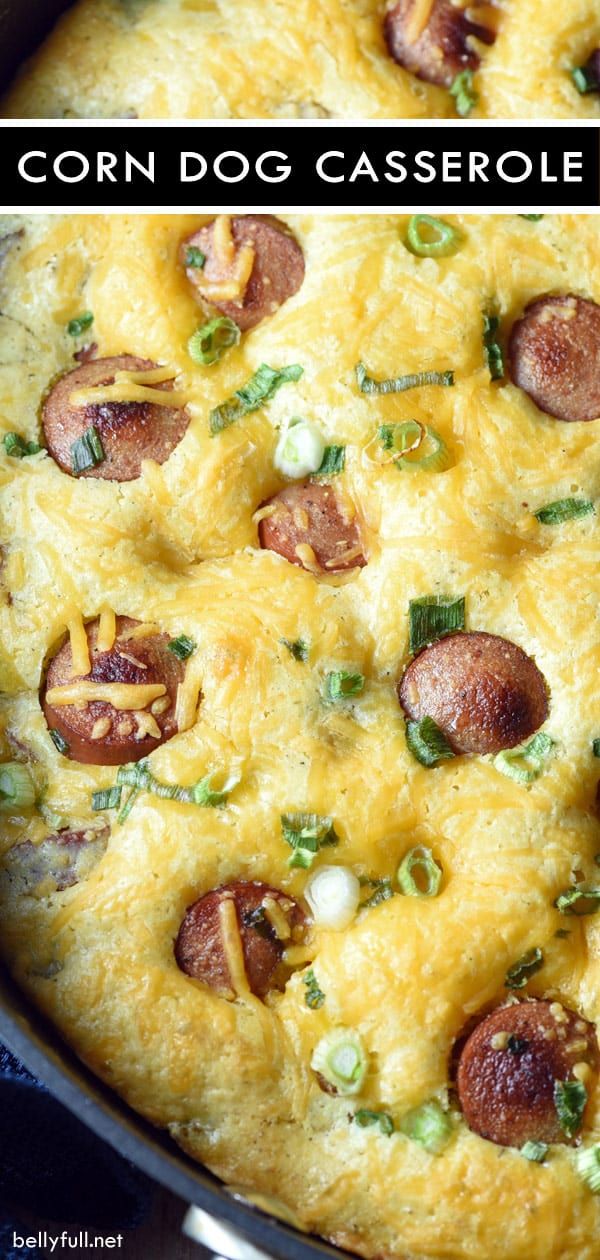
left=258, top=482, right=366, bottom=574
left=456, top=999, right=599, bottom=1146
left=41, top=616, right=185, bottom=766
left=398, top=631, right=548, bottom=755
left=175, top=880, right=305, bottom=998
left=3, top=825, right=109, bottom=894
left=508, top=295, right=600, bottom=423
left=42, top=354, right=189, bottom=481
left=384, top=0, right=495, bottom=88
left=181, top=215, right=305, bottom=332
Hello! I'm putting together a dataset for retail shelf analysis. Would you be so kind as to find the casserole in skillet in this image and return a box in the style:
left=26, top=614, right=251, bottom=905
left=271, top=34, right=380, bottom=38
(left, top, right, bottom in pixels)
left=1, top=214, right=600, bottom=1260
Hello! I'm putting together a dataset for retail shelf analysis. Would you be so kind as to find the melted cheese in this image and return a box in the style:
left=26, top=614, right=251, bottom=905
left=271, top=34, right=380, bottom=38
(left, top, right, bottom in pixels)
left=67, top=609, right=91, bottom=677
left=1, top=0, right=599, bottom=120
left=96, top=606, right=116, bottom=653
left=69, top=367, right=186, bottom=409
left=405, top=0, right=435, bottom=43
left=218, top=896, right=250, bottom=996
left=45, top=681, right=166, bottom=708
left=0, top=214, right=600, bottom=1260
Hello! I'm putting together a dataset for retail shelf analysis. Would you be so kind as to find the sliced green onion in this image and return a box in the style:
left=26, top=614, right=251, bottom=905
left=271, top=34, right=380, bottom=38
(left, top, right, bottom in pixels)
left=555, top=887, right=600, bottom=916
left=483, top=313, right=505, bottom=381
left=185, top=246, right=206, bottom=269
left=70, top=425, right=105, bottom=475
left=505, top=946, right=544, bottom=990
left=0, top=762, right=36, bottom=811
left=67, top=311, right=94, bottom=337
left=576, top=1144, right=600, bottom=1192
left=323, top=670, right=365, bottom=702
left=521, top=1140, right=548, bottom=1163
left=571, top=59, right=600, bottom=94
left=280, top=637, right=309, bottom=662
left=210, top=363, right=303, bottom=434
left=167, top=634, right=196, bottom=660
left=554, top=1079, right=586, bottom=1139
left=353, top=1109, right=394, bottom=1136
left=191, top=769, right=240, bottom=807
left=397, top=846, right=442, bottom=898
left=311, top=1028, right=368, bottom=1095
left=406, top=215, right=460, bottom=259
left=449, top=68, right=478, bottom=116
left=281, top=812, right=339, bottom=870
left=361, top=877, right=395, bottom=909
left=117, top=786, right=140, bottom=824
left=314, top=445, right=346, bottom=476
left=38, top=802, right=69, bottom=831
left=188, top=316, right=240, bottom=367
left=274, top=418, right=325, bottom=478
left=593, top=738, right=600, bottom=758
left=534, top=498, right=594, bottom=525
left=303, top=968, right=325, bottom=1009
left=519, top=215, right=544, bottom=222
left=115, top=758, right=239, bottom=818
left=356, top=363, right=454, bottom=395
left=405, top=717, right=455, bottom=768
left=305, top=864, right=360, bottom=930
left=377, top=421, right=450, bottom=473
left=408, top=594, right=465, bottom=656
left=399, top=1099, right=452, bottom=1154
left=91, top=786, right=122, bottom=811
left=49, top=728, right=69, bottom=755
left=3, top=432, right=42, bottom=458
left=494, top=732, right=555, bottom=785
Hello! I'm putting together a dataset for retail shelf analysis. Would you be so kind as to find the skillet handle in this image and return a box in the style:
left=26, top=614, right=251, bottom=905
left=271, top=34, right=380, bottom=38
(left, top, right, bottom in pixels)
left=183, top=1206, right=274, bottom=1260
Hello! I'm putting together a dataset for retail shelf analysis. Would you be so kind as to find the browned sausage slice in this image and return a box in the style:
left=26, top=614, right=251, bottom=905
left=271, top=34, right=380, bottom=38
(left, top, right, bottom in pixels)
left=398, top=631, right=548, bottom=755
left=508, top=295, right=600, bottom=423
left=456, top=999, right=599, bottom=1146
left=258, top=482, right=366, bottom=574
left=41, top=616, right=185, bottom=766
left=384, top=0, right=495, bottom=88
left=42, top=354, right=189, bottom=480
left=3, top=825, right=109, bottom=894
left=181, top=215, right=305, bottom=332
left=175, top=880, right=305, bottom=998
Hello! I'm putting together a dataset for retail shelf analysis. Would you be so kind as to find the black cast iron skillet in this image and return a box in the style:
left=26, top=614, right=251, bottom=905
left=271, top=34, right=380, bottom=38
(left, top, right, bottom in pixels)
left=0, top=962, right=351, bottom=1259
left=0, top=0, right=73, bottom=89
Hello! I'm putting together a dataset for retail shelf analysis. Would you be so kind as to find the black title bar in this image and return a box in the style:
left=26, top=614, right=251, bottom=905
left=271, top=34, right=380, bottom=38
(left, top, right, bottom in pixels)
left=4, top=125, right=599, bottom=207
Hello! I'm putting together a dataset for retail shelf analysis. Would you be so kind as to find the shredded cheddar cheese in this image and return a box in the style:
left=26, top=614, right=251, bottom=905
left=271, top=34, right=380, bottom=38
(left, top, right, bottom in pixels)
left=218, top=896, right=250, bottom=997
left=96, top=606, right=116, bottom=653
left=67, top=610, right=91, bottom=678
left=45, top=681, right=166, bottom=709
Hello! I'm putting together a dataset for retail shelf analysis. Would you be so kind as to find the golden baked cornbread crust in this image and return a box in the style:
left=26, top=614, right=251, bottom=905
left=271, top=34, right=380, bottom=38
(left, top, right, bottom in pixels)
left=1, top=0, right=599, bottom=119
left=1, top=214, right=600, bottom=1259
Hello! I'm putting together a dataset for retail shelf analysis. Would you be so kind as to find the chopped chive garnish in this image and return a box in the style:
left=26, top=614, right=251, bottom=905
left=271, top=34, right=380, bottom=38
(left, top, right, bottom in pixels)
left=3, top=432, right=42, bottom=458
left=519, top=215, right=544, bottom=222
left=70, top=425, right=105, bottom=475
left=377, top=421, right=450, bottom=473
left=576, top=1144, right=600, bottom=1191
left=303, top=968, right=325, bottom=1009
left=554, top=1079, right=587, bottom=1139
left=91, top=786, right=122, bottom=811
left=185, top=246, right=206, bottom=269
left=0, top=762, right=36, bottom=811
left=571, top=56, right=600, bottom=94
left=117, top=786, right=140, bottom=824
left=188, top=316, right=240, bottom=367
left=280, top=637, right=309, bottom=662
left=406, top=215, right=460, bottom=258
left=483, top=312, right=505, bottom=381
left=399, top=1100, right=452, bottom=1154
left=555, top=887, right=600, bottom=916
left=361, top=877, right=394, bottom=909
left=323, top=670, right=365, bottom=703
left=593, top=739, right=600, bottom=758
left=115, top=758, right=239, bottom=820
left=67, top=311, right=94, bottom=337
left=449, top=69, right=478, bottom=116
left=356, top=363, right=454, bottom=395
left=49, top=728, right=69, bottom=755
left=311, top=1028, right=368, bottom=1095
left=314, top=445, right=345, bottom=476
left=397, top=846, right=442, bottom=898
left=505, top=946, right=544, bottom=990
left=405, top=716, right=455, bottom=768
left=494, top=732, right=555, bottom=785
left=167, top=634, right=196, bottom=660
left=534, top=498, right=594, bottom=525
left=210, top=363, right=303, bottom=434
left=280, top=812, right=338, bottom=870
left=408, top=594, right=465, bottom=656
left=521, top=1141, right=548, bottom=1162
left=354, top=1109, right=394, bottom=1136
